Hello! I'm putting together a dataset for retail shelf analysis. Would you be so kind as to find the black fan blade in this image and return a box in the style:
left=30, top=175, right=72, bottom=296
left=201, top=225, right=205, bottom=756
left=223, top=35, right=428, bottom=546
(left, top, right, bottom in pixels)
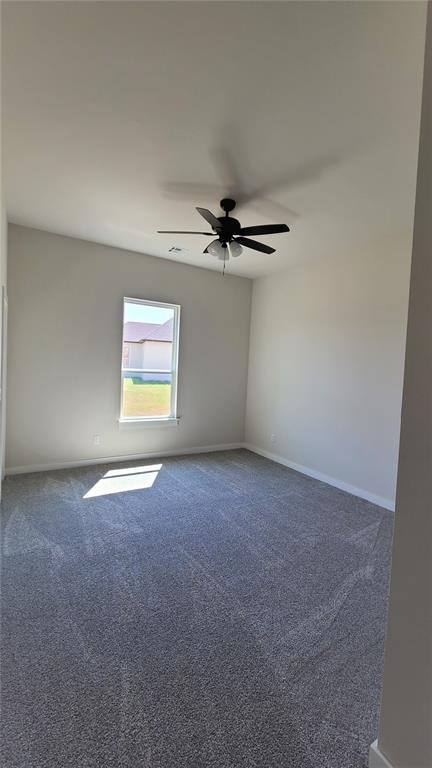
left=158, top=230, right=214, bottom=235
left=239, top=224, right=289, bottom=236
left=236, top=236, right=275, bottom=255
left=196, top=207, right=222, bottom=231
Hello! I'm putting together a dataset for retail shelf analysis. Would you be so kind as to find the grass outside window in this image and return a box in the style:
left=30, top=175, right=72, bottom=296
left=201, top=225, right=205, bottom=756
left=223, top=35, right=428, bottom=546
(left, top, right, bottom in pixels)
left=122, top=377, right=171, bottom=418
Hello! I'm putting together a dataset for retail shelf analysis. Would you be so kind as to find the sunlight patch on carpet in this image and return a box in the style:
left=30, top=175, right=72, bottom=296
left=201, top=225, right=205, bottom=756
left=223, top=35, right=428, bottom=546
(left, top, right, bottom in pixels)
left=83, top=464, right=162, bottom=497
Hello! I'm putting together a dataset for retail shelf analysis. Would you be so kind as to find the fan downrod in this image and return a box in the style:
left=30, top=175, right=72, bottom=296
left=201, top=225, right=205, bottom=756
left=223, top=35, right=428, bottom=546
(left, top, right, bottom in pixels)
left=220, top=198, right=236, bottom=214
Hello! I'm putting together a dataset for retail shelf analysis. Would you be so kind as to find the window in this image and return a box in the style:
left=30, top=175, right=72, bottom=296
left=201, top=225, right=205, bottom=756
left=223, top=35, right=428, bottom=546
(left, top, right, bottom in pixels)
left=120, top=298, right=180, bottom=421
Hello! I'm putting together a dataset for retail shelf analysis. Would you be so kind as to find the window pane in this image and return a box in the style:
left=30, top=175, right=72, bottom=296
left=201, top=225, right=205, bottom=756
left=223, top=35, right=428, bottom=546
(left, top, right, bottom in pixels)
left=122, top=298, right=178, bottom=419
left=122, top=302, right=174, bottom=373
left=122, top=373, right=172, bottom=418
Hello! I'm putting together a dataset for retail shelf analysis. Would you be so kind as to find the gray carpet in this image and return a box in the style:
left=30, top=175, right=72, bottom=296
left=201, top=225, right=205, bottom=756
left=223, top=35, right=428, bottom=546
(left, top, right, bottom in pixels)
left=1, top=449, right=393, bottom=768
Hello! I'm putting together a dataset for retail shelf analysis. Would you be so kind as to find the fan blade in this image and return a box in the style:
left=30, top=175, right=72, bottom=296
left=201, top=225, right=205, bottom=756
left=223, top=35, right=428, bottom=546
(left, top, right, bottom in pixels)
left=239, top=224, right=289, bottom=236
left=158, top=230, right=214, bottom=235
left=235, top=236, right=275, bottom=255
left=196, top=207, right=222, bottom=231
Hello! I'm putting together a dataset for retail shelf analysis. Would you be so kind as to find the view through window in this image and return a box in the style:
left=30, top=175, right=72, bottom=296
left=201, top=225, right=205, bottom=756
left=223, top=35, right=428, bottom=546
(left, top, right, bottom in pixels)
left=121, top=298, right=180, bottom=420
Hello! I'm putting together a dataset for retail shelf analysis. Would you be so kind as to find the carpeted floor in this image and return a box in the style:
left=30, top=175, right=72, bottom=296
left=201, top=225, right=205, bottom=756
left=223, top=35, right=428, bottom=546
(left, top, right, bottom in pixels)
left=1, top=449, right=393, bottom=768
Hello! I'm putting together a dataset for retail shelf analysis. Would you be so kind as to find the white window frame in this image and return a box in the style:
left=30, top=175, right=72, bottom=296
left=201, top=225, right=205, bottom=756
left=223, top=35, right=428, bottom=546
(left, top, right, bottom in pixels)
left=119, top=297, right=181, bottom=424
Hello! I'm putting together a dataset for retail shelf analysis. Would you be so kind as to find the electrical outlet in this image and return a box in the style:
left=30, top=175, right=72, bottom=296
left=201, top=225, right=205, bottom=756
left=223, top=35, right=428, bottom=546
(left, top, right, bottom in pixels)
left=93, top=434, right=101, bottom=446
left=270, top=433, right=276, bottom=443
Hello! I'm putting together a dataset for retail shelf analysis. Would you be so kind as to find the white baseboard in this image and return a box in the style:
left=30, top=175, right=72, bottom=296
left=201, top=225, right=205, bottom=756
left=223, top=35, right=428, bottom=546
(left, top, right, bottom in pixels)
left=5, top=442, right=243, bottom=476
left=243, top=443, right=395, bottom=511
left=369, top=740, right=395, bottom=768
left=5, top=442, right=397, bottom=512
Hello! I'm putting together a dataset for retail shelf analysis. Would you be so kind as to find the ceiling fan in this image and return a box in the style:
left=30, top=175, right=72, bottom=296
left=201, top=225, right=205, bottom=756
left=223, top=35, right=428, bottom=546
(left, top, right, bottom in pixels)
left=157, top=198, right=290, bottom=262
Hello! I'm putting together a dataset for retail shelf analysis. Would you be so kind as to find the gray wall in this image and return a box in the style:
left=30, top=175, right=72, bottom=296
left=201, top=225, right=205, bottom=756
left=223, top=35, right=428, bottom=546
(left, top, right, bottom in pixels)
left=377, top=4, right=432, bottom=766
left=245, top=240, right=412, bottom=508
left=0, top=205, right=7, bottom=489
left=6, top=225, right=251, bottom=470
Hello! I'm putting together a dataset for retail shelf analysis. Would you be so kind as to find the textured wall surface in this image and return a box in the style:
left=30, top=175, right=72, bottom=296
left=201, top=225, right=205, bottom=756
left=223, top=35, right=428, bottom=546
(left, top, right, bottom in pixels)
left=6, top=225, right=251, bottom=470
left=378, top=6, right=432, bottom=766
left=245, top=240, right=412, bottom=507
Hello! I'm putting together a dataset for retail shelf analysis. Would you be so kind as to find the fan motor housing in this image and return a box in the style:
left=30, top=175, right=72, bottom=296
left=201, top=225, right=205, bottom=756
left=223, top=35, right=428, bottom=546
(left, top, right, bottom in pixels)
left=217, top=216, right=241, bottom=241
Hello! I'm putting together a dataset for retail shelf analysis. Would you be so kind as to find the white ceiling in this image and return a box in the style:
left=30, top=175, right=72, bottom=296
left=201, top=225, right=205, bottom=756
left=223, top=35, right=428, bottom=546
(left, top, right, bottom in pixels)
left=2, top=1, right=427, bottom=278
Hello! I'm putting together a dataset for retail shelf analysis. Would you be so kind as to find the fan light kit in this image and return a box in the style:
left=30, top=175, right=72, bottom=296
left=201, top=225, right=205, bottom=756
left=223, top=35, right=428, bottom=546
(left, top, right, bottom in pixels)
left=158, top=198, right=290, bottom=271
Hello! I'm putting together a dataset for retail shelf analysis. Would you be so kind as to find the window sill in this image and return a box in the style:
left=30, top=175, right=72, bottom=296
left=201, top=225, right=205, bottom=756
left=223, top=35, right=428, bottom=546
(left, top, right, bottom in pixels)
left=118, top=416, right=181, bottom=429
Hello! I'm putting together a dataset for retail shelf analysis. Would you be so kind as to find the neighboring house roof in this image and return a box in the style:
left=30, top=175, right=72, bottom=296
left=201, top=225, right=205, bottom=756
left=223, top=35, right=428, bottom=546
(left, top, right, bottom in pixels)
left=123, top=322, right=160, bottom=342
left=123, top=318, right=173, bottom=343
left=145, top=317, right=174, bottom=342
